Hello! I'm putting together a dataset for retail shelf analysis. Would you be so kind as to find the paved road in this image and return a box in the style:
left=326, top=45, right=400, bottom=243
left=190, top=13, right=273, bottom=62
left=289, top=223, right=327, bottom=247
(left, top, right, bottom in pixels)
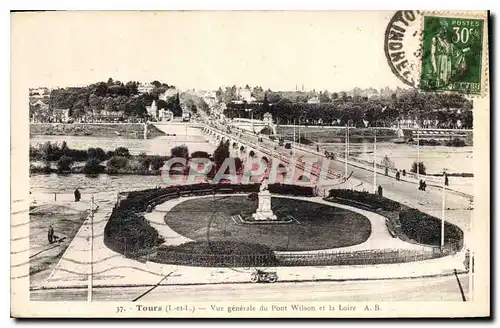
left=31, top=273, right=469, bottom=302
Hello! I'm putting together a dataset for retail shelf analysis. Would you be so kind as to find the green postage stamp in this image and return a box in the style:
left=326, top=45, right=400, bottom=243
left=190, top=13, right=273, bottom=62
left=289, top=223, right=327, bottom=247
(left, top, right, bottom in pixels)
left=420, top=16, right=484, bottom=94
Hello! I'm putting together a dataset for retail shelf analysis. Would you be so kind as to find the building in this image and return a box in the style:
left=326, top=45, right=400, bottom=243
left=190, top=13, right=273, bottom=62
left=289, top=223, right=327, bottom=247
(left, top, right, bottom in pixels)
left=29, top=87, right=51, bottom=98
left=262, top=112, right=273, bottom=124
left=146, top=100, right=158, bottom=119
left=138, top=83, right=155, bottom=94
left=52, top=108, right=71, bottom=123
left=29, top=99, right=50, bottom=122
left=307, top=96, right=320, bottom=104
left=159, top=109, right=173, bottom=121
left=238, top=88, right=256, bottom=103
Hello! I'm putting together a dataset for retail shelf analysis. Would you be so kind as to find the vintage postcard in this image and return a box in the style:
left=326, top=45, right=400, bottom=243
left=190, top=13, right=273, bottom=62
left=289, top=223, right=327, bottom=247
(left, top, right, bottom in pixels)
left=11, top=10, right=490, bottom=318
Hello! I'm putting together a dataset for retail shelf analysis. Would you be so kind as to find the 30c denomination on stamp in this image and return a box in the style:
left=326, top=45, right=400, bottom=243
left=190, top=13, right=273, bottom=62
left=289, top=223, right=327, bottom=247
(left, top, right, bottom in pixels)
left=420, top=16, right=484, bottom=94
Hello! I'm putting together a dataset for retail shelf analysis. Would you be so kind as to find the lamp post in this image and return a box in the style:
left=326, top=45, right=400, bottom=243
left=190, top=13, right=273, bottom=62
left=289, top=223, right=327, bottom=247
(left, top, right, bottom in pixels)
left=345, top=119, right=351, bottom=180
left=441, top=169, right=447, bottom=249
left=88, top=194, right=95, bottom=303
left=415, top=110, right=420, bottom=179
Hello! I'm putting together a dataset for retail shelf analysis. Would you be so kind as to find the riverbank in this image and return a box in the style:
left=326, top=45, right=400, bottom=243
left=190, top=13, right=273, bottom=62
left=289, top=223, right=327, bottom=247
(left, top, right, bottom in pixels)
left=276, top=126, right=397, bottom=143
left=30, top=123, right=166, bottom=139
left=29, top=202, right=90, bottom=288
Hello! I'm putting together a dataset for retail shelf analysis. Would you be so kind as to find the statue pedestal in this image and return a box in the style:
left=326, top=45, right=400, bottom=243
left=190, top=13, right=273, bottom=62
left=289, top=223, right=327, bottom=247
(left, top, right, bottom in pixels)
left=252, top=190, right=278, bottom=221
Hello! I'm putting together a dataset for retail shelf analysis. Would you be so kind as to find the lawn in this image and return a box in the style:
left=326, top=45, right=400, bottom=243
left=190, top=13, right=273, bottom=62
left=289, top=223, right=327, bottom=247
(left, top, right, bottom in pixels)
left=164, top=196, right=371, bottom=251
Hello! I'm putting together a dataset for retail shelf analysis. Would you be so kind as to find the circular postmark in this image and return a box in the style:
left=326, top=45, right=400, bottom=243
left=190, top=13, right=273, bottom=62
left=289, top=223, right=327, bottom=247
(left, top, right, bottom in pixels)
left=384, top=10, right=424, bottom=88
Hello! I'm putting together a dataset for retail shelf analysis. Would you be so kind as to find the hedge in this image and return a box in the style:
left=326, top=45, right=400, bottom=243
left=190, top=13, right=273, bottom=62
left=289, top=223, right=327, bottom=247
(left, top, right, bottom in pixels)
left=325, top=189, right=464, bottom=252
left=104, top=208, right=165, bottom=256
left=153, top=241, right=278, bottom=267
left=399, top=208, right=464, bottom=249
left=327, top=189, right=401, bottom=211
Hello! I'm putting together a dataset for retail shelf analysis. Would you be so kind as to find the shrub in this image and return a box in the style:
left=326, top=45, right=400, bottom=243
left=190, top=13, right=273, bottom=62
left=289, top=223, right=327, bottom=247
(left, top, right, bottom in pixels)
left=83, top=158, right=102, bottom=174
left=327, top=189, right=401, bottom=211
left=411, top=161, right=426, bottom=175
left=445, top=138, right=466, bottom=147
left=106, top=156, right=129, bottom=174
left=171, top=145, right=189, bottom=159
left=150, top=156, right=167, bottom=171
left=115, top=147, right=130, bottom=157
left=57, top=155, right=73, bottom=173
left=191, top=151, right=210, bottom=158
left=419, top=139, right=441, bottom=146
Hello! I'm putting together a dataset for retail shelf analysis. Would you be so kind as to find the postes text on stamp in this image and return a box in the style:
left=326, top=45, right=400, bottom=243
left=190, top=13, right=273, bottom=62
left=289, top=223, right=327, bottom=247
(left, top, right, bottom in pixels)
left=420, top=16, right=484, bottom=94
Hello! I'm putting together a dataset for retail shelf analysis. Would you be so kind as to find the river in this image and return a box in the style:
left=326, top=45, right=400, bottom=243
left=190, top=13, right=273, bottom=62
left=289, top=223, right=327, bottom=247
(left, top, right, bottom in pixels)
left=30, top=126, right=473, bottom=196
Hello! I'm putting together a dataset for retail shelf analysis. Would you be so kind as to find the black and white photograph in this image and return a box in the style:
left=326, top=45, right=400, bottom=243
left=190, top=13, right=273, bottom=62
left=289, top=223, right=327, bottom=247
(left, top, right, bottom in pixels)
left=10, top=10, right=490, bottom=318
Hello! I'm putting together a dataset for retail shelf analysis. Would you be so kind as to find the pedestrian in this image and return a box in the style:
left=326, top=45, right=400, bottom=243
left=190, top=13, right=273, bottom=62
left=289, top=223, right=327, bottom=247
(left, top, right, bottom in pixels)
left=445, top=173, right=449, bottom=186
left=385, top=167, right=389, bottom=176
left=419, top=180, right=423, bottom=191
left=396, top=170, right=400, bottom=181
left=377, top=185, right=383, bottom=197
left=48, top=225, right=54, bottom=244
left=422, top=180, right=427, bottom=191
left=402, top=169, right=406, bottom=177
left=74, top=188, right=81, bottom=202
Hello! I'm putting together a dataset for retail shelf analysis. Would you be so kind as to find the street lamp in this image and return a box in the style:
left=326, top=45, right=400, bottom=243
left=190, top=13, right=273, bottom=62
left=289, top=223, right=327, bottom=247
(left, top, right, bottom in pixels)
left=441, top=168, right=447, bottom=249
left=345, top=119, right=351, bottom=180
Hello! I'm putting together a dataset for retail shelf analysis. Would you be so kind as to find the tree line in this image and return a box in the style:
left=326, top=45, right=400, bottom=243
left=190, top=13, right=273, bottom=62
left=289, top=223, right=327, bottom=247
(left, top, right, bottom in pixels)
left=47, top=78, right=184, bottom=119
left=223, top=89, right=473, bottom=128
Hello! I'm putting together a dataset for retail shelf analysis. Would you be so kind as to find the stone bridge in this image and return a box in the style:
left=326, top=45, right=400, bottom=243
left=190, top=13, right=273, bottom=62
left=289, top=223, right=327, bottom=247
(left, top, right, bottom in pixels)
left=199, top=124, right=343, bottom=184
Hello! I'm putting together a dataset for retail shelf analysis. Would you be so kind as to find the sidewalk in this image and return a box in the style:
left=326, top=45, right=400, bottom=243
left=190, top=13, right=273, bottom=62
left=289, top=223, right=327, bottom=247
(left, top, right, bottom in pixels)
left=41, top=196, right=469, bottom=290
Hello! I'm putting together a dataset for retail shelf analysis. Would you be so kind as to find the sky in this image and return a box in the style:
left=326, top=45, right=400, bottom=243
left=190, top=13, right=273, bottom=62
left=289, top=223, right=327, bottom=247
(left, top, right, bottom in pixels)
left=12, top=11, right=410, bottom=92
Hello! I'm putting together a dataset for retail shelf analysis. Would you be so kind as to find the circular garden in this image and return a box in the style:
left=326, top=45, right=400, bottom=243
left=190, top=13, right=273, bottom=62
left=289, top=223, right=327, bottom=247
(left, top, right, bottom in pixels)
left=164, top=196, right=372, bottom=251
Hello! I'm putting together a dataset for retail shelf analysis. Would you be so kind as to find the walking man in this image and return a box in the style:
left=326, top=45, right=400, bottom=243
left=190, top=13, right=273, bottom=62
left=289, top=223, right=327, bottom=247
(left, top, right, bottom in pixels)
left=74, top=188, right=81, bottom=202
left=48, top=225, right=54, bottom=244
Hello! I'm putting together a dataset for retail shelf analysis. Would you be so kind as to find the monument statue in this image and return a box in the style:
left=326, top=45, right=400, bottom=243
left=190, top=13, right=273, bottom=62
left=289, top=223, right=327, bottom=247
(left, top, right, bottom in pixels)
left=252, top=177, right=277, bottom=221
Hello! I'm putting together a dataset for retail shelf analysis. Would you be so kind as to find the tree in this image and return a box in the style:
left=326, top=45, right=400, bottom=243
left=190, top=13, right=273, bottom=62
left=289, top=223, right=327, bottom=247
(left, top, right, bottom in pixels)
left=319, top=91, right=331, bottom=103
left=57, top=155, right=73, bottom=173
left=87, top=147, right=97, bottom=159
left=95, top=147, right=107, bottom=161
left=106, top=156, right=129, bottom=174
left=151, top=81, right=162, bottom=88
left=411, top=161, right=426, bottom=175
left=262, top=93, right=270, bottom=112
left=84, top=158, right=102, bottom=174
left=171, top=145, right=189, bottom=159
left=213, top=140, right=230, bottom=168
